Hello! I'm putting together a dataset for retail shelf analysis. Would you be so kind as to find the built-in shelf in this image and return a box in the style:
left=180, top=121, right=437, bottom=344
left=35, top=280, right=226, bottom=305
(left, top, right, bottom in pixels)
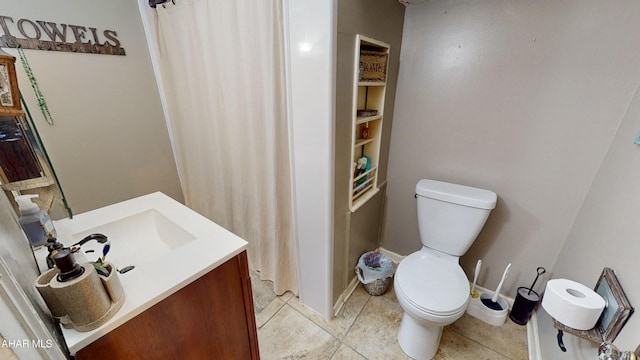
left=356, top=115, right=383, bottom=125
left=351, top=187, right=380, bottom=212
left=354, top=138, right=375, bottom=147
left=357, top=81, right=385, bottom=87
left=349, top=35, right=389, bottom=212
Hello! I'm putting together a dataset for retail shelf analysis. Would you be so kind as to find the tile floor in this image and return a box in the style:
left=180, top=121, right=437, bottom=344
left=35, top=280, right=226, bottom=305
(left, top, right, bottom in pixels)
left=251, top=271, right=528, bottom=360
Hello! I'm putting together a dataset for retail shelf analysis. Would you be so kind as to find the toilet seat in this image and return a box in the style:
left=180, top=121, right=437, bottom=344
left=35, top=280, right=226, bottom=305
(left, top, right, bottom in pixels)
left=395, top=250, right=469, bottom=316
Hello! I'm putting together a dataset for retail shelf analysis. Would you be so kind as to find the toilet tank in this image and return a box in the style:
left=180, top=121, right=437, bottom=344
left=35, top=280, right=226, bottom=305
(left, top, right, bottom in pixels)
left=415, top=179, right=497, bottom=257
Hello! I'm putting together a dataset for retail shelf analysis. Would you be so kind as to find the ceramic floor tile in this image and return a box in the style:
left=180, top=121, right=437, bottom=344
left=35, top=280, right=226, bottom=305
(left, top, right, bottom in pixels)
left=258, top=304, right=341, bottom=360
left=278, top=290, right=295, bottom=303
left=448, top=313, right=528, bottom=359
left=250, top=270, right=277, bottom=314
left=289, top=285, right=370, bottom=339
left=330, top=344, right=366, bottom=360
left=256, top=297, right=286, bottom=329
left=342, top=294, right=412, bottom=359
left=252, top=274, right=529, bottom=360
left=435, top=329, right=511, bottom=360
left=379, top=281, right=398, bottom=302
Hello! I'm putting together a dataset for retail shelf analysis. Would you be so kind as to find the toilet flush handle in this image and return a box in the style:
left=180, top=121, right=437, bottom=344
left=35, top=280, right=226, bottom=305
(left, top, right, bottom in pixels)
left=414, top=193, right=417, bottom=199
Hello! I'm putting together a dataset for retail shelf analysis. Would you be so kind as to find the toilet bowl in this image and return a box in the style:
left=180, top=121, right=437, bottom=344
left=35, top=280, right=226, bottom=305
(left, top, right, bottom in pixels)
left=394, top=179, right=496, bottom=359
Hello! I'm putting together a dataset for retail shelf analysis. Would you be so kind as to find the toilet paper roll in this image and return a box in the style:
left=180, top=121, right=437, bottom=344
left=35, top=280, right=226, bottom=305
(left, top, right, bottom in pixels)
left=541, top=278, right=606, bottom=330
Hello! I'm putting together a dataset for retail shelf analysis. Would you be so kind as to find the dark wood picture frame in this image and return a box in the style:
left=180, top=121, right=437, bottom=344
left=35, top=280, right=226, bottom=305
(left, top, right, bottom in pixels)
left=0, top=52, right=23, bottom=116
left=594, top=267, right=634, bottom=342
left=554, top=267, right=634, bottom=343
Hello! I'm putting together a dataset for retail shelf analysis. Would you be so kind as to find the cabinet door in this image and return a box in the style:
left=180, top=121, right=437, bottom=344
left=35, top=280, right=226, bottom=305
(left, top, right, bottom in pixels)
left=75, top=251, right=259, bottom=360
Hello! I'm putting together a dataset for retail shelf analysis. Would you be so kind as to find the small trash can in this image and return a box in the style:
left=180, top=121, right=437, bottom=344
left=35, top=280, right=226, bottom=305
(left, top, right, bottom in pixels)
left=361, top=277, right=391, bottom=296
left=356, top=251, right=395, bottom=296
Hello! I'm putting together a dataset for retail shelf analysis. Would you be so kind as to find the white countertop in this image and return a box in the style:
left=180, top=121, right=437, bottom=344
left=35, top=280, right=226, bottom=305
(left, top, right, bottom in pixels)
left=46, top=192, right=248, bottom=355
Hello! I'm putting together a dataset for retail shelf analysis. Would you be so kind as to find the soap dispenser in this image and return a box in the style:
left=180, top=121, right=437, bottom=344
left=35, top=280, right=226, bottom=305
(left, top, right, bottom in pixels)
left=15, top=194, right=56, bottom=248
left=48, top=249, right=113, bottom=331
left=35, top=248, right=126, bottom=332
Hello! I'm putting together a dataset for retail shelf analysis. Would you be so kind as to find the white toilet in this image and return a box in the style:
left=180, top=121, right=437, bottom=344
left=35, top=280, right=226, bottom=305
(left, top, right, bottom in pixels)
left=394, top=179, right=497, bottom=360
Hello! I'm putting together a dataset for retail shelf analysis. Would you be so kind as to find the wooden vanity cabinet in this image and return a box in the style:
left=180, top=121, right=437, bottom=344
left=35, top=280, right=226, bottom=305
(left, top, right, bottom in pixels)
left=74, top=251, right=260, bottom=360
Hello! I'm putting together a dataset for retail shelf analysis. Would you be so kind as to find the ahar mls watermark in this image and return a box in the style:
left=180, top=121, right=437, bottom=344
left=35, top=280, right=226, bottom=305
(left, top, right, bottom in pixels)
left=1, top=339, right=54, bottom=349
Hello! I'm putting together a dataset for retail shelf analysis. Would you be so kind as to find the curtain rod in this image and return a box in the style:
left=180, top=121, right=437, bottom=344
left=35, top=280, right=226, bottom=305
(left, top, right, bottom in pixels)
left=149, top=0, right=175, bottom=9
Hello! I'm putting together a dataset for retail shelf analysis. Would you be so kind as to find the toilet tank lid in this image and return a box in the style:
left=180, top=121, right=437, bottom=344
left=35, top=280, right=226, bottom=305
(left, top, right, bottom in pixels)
left=415, top=179, right=497, bottom=209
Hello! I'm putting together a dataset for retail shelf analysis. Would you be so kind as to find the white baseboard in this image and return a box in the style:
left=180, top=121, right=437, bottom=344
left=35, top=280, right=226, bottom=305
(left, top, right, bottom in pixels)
left=527, top=311, right=542, bottom=360
left=333, top=248, right=401, bottom=317
left=333, top=275, right=360, bottom=317
left=333, top=248, right=401, bottom=316
left=377, top=247, right=405, bottom=264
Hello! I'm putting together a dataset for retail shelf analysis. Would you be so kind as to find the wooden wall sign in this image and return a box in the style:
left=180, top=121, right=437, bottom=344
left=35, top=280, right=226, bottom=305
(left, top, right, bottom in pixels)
left=0, top=50, right=22, bottom=116
left=0, top=15, right=125, bottom=56
left=359, top=50, right=388, bottom=82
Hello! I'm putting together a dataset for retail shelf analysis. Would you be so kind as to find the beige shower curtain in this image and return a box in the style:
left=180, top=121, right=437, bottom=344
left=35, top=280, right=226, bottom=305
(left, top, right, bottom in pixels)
left=153, top=0, right=297, bottom=295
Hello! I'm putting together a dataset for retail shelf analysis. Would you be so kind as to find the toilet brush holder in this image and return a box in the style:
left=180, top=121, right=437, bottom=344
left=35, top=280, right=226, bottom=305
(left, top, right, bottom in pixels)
left=509, top=287, right=540, bottom=325
left=466, top=292, right=508, bottom=326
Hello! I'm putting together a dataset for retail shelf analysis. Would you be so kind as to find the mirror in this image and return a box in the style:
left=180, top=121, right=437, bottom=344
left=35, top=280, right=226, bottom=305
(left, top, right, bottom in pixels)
left=0, top=115, right=49, bottom=184
left=0, top=48, right=71, bottom=221
left=0, top=99, right=72, bottom=220
left=0, top=49, right=72, bottom=218
left=594, top=267, right=634, bottom=342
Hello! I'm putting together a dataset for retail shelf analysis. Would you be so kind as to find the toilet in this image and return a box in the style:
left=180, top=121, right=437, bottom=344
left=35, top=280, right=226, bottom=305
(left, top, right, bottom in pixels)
left=394, top=179, right=497, bottom=359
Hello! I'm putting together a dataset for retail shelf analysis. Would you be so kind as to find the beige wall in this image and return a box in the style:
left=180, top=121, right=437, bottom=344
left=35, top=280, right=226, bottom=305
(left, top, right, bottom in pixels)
left=1, top=0, right=183, bottom=214
left=539, top=76, right=640, bottom=356
left=333, top=0, right=404, bottom=304
left=384, top=0, right=640, bottom=298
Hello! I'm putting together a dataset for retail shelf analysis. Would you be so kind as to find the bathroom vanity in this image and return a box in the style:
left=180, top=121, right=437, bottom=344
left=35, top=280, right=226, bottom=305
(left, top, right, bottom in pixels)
left=44, top=192, right=259, bottom=359
left=74, top=251, right=258, bottom=359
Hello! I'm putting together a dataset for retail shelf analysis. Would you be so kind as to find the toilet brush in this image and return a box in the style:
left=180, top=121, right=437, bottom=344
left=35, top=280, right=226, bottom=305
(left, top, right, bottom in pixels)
left=470, top=259, right=481, bottom=298
left=482, top=263, right=511, bottom=311
left=528, top=267, right=546, bottom=295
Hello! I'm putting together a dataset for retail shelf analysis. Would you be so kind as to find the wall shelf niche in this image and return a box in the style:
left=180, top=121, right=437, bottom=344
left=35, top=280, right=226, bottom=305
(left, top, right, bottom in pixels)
left=349, top=35, right=389, bottom=212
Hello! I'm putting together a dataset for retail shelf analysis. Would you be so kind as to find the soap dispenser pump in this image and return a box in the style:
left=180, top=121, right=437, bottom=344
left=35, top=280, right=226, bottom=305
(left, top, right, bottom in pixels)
left=53, top=250, right=85, bottom=282
left=15, top=194, right=56, bottom=248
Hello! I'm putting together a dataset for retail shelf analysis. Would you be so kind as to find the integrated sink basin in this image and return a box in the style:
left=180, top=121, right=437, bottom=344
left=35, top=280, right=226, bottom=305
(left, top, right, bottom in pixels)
left=70, top=209, right=197, bottom=267
left=47, top=192, right=249, bottom=354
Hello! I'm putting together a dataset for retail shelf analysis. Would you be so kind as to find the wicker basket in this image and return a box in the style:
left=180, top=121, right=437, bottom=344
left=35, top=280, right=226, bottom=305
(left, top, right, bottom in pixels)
left=363, top=277, right=392, bottom=296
